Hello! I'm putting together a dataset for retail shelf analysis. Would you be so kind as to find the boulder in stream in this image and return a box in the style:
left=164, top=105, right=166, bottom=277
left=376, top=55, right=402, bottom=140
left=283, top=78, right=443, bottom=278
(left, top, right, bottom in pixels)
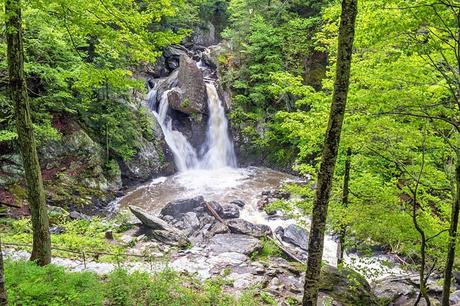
left=227, top=219, right=272, bottom=238
left=207, top=233, right=262, bottom=255
left=160, top=196, right=205, bottom=218
left=276, top=224, right=309, bottom=251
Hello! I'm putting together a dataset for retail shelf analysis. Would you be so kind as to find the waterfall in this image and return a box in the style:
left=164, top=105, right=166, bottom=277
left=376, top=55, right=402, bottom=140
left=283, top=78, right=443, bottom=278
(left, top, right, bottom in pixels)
left=150, top=83, right=236, bottom=172
left=200, top=83, right=237, bottom=169
left=153, top=89, right=199, bottom=171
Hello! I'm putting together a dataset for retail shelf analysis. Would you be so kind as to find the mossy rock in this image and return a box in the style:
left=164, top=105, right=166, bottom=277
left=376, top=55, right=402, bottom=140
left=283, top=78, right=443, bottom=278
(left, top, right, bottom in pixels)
left=319, top=265, right=378, bottom=306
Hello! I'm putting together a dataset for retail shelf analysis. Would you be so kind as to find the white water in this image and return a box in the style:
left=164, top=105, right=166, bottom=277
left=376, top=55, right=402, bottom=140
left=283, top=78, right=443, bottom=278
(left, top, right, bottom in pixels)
left=153, top=89, right=199, bottom=171
left=151, top=83, right=236, bottom=171
left=200, top=84, right=237, bottom=169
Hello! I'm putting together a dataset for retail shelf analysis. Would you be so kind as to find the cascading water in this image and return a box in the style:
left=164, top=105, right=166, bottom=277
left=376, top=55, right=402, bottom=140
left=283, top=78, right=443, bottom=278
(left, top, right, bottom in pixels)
left=150, top=82, right=236, bottom=171
left=153, top=89, right=199, bottom=171
left=200, top=83, right=237, bottom=169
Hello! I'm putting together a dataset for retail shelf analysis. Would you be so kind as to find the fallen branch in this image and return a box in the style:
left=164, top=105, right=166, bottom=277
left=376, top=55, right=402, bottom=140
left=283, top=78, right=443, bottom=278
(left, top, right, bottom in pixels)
left=268, top=235, right=305, bottom=264
left=204, top=202, right=227, bottom=226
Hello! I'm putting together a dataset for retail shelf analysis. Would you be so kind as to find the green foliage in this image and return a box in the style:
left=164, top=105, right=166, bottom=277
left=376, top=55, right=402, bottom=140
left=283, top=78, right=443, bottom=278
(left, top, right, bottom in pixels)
left=0, top=0, right=186, bottom=160
left=1, top=218, right=124, bottom=260
left=4, top=261, right=267, bottom=306
left=5, top=260, right=102, bottom=306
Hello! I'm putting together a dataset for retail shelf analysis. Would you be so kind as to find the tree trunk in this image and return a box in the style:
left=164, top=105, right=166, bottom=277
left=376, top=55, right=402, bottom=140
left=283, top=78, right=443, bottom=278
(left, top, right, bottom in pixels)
left=0, top=239, right=7, bottom=306
left=441, top=150, right=460, bottom=305
left=338, top=147, right=351, bottom=264
left=5, top=0, right=51, bottom=266
left=302, top=1, right=358, bottom=305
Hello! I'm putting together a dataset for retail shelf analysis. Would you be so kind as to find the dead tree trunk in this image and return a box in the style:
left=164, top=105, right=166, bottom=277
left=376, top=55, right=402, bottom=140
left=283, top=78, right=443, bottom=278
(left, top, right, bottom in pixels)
left=302, top=1, right=358, bottom=305
left=5, top=0, right=51, bottom=266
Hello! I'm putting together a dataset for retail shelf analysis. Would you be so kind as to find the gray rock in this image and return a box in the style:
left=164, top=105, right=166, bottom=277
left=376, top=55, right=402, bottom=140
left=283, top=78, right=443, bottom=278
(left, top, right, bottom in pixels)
left=169, top=54, right=207, bottom=115
left=207, top=234, right=262, bottom=255
left=69, top=211, right=91, bottom=221
left=160, top=196, right=205, bottom=218
left=221, top=204, right=240, bottom=219
left=49, top=226, right=65, bottom=234
left=206, top=200, right=223, bottom=217
left=129, top=206, right=176, bottom=231
left=182, top=212, right=201, bottom=235
left=230, top=199, right=246, bottom=208
left=279, top=224, right=309, bottom=251
left=227, top=219, right=272, bottom=238
left=451, top=290, right=460, bottom=305
left=150, top=229, right=189, bottom=247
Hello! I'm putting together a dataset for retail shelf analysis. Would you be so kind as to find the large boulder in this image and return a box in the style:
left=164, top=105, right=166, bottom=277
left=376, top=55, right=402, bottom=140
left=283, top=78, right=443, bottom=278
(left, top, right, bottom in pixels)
left=130, top=206, right=176, bottom=231
left=320, top=265, right=378, bottom=306
left=206, top=233, right=262, bottom=255
left=168, top=54, right=207, bottom=115
left=276, top=224, right=309, bottom=251
left=129, top=205, right=190, bottom=247
left=227, top=219, right=272, bottom=238
left=160, top=196, right=206, bottom=218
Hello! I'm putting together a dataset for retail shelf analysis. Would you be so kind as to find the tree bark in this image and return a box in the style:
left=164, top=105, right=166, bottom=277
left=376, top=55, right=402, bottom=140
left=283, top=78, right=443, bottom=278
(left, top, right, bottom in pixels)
left=302, top=1, right=358, bottom=305
left=441, top=150, right=460, bottom=305
left=5, top=0, right=51, bottom=266
left=0, top=239, right=7, bottom=306
left=338, top=147, right=351, bottom=264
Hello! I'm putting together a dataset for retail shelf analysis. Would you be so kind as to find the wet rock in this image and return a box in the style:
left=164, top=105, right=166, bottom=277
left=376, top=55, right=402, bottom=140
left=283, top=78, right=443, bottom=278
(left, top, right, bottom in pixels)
left=69, top=211, right=91, bottom=221
left=230, top=199, right=245, bottom=208
left=206, top=221, right=228, bottom=238
left=221, top=204, right=240, bottom=219
left=277, top=224, right=309, bottom=251
left=207, top=233, right=262, bottom=255
left=160, top=196, right=205, bottom=218
left=129, top=206, right=178, bottom=232
left=227, top=219, right=272, bottom=238
left=167, top=54, right=207, bottom=115
left=150, top=229, right=189, bottom=247
left=181, top=212, right=200, bottom=235
left=206, top=200, right=223, bottom=217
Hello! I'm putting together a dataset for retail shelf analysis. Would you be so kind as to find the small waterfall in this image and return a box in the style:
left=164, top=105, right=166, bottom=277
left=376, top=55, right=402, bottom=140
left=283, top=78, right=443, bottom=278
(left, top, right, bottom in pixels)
left=200, top=83, right=237, bottom=169
left=150, top=83, right=236, bottom=172
left=153, top=89, right=199, bottom=171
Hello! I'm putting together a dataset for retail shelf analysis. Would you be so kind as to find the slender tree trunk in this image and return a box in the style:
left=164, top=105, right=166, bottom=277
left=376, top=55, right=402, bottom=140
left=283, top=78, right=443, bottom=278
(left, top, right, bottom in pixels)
left=0, top=239, right=7, bottom=306
left=441, top=151, right=460, bottom=305
left=338, top=147, right=351, bottom=264
left=5, top=0, right=51, bottom=266
left=302, top=1, right=358, bottom=305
